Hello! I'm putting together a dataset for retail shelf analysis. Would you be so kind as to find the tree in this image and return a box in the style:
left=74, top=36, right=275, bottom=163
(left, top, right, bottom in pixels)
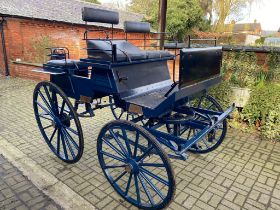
left=82, top=0, right=101, bottom=4
left=212, top=0, right=259, bottom=32
left=200, top=0, right=213, bottom=23
left=129, top=0, right=208, bottom=41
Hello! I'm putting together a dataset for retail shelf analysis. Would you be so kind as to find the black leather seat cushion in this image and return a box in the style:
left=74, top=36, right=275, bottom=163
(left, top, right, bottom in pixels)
left=87, top=40, right=146, bottom=62
left=46, top=59, right=80, bottom=67
left=87, top=40, right=173, bottom=62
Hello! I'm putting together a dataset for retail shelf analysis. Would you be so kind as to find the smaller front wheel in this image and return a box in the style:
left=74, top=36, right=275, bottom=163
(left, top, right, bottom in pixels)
left=33, top=81, right=84, bottom=163
left=97, top=120, right=175, bottom=210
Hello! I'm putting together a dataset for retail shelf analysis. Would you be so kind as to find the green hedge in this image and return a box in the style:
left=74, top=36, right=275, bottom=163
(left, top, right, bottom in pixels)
left=242, top=84, right=280, bottom=140
left=208, top=81, right=233, bottom=109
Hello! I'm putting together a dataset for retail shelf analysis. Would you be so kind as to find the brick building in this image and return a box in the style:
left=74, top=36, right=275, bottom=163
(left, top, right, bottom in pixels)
left=0, top=0, right=146, bottom=80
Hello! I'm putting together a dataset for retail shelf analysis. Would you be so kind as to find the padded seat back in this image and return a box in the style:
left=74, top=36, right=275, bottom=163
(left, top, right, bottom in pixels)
left=87, top=40, right=147, bottom=62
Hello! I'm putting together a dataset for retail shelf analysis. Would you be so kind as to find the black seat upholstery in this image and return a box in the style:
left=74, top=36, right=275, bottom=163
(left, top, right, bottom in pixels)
left=87, top=40, right=173, bottom=62
left=46, top=59, right=80, bottom=67
left=87, top=40, right=146, bottom=62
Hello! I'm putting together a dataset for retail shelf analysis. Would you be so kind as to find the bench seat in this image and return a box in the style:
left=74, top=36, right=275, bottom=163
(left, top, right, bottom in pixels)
left=87, top=40, right=173, bottom=62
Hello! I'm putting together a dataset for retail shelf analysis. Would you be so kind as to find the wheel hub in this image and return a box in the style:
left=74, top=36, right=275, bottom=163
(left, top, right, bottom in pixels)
left=125, top=159, right=139, bottom=174
left=60, top=113, right=71, bottom=127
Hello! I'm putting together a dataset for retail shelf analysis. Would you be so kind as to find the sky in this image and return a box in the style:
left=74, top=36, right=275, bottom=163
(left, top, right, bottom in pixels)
left=241, top=0, right=280, bottom=31
left=99, top=0, right=280, bottom=31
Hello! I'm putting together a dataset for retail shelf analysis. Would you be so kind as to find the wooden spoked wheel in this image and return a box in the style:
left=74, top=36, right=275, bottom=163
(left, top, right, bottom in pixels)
left=33, top=81, right=84, bottom=163
left=97, top=120, right=175, bottom=210
left=166, top=95, right=227, bottom=154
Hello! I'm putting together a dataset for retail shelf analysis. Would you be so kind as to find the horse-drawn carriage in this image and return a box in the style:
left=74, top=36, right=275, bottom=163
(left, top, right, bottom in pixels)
left=33, top=7, right=234, bottom=210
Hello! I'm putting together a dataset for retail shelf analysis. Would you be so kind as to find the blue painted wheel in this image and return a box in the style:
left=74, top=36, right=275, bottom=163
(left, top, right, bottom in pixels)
left=167, top=95, right=227, bottom=154
left=97, top=120, right=175, bottom=210
left=33, top=81, right=84, bottom=163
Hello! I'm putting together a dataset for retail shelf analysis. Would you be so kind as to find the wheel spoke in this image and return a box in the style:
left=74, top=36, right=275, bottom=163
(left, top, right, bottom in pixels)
left=36, top=101, right=56, bottom=119
left=139, top=163, right=165, bottom=167
left=64, top=126, right=79, bottom=136
left=43, top=124, right=53, bottom=130
left=43, top=85, right=53, bottom=107
left=140, top=172, right=165, bottom=200
left=138, top=173, right=155, bottom=206
left=125, top=173, right=133, bottom=196
left=61, top=127, right=79, bottom=150
left=60, top=100, right=66, bottom=116
left=121, top=128, right=132, bottom=156
left=57, top=129, right=61, bottom=155
left=51, top=90, right=59, bottom=115
left=109, top=129, right=128, bottom=157
left=61, top=129, right=76, bottom=159
left=133, top=132, right=140, bottom=158
left=118, top=111, right=124, bottom=119
left=100, top=151, right=126, bottom=163
left=49, top=127, right=58, bottom=143
left=61, top=131, right=69, bottom=160
left=102, top=137, right=126, bottom=158
left=202, top=139, right=210, bottom=149
left=112, top=171, right=127, bottom=184
left=104, top=164, right=127, bottom=169
left=39, top=113, right=53, bottom=121
left=38, top=90, right=53, bottom=113
left=140, top=167, right=169, bottom=186
left=136, top=146, right=153, bottom=162
left=134, top=174, right=141, bottom=205
left=207, top=103, right=214, bottom=110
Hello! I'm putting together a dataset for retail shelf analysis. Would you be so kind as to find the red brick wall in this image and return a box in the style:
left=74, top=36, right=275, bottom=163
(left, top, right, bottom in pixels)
left=0, top=17, right=156, bottom=79
left=10, top=63, right=49, bottom=81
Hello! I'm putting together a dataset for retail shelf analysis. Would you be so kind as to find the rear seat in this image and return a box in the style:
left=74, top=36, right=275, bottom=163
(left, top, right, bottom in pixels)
left=87, top=40, right=173, bottom=62
left=87, top=20, right=174, bottom=62
left=123, top=21, right=174, bottom=60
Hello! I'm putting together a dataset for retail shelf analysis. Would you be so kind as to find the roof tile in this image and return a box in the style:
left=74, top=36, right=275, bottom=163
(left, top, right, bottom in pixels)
left=0, top=0, right=143, bottom=29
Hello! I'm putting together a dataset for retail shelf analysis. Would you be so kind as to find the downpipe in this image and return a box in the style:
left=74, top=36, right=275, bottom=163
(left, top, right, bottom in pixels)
left=0, top=17, right=9, bottom=76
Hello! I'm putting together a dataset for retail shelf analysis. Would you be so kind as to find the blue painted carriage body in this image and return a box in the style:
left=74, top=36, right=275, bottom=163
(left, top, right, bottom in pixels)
left=40, top=47, right=234, bottom=161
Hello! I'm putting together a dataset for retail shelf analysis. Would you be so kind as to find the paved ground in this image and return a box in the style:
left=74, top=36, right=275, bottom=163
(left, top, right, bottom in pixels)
left=0, top=154, right=62, bottom=210
left=0, top=75, right=280, bottom=210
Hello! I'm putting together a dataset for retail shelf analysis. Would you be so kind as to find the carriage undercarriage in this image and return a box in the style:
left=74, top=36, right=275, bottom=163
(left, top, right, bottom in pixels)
left=32, top=7, right=234, bottom=210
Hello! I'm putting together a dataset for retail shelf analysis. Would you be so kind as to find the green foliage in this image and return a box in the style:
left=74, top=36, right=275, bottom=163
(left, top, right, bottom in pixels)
left=208, top=81, right=233, bottom=109
left=267, top=52, right=280, bottom=83
left=129, top=0, right=208, bottom=41
left=222, top=51, right=262, bottom=88
left=31, top=35, right=53, bottom=63
left=242, top=84, right=280, bottom=140
left=255, top=37, right=265, bottom=45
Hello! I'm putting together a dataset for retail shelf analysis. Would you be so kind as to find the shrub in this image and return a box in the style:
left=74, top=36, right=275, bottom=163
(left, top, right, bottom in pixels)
left=242, top=84, right=280, bottom=140
left=267, top=52, right=280, bottom=83
left=208, top=81, right=233, bottom=109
